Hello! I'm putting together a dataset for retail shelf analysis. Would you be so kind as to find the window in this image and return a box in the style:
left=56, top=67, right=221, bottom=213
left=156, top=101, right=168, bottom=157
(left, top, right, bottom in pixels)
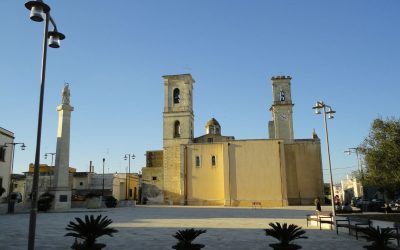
left=207, top=138, right=213, bottom=143
left=195, top=156, right=201, bottom=167
left=0, top=147, right=6, bottom=162
left=174, top=121, right=181, bottom=138
left=152, top=176, right=157, bottom=181
left=173, top=88, right=180, bottom=103
left=79, top=182, right=83, bottom=186
left=211, top=155, right=216, bottom=167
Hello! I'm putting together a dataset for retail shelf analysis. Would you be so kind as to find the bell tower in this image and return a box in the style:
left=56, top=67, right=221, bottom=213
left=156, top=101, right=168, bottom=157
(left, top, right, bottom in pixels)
left=163, top=74, right=195, bottom=147
left=268, top=76, right=294, bottom=140
left=162, top=74, right=194, bottom=204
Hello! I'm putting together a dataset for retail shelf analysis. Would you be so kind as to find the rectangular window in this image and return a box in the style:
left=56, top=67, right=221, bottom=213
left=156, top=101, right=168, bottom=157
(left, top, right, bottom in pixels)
left=195, top=156, right=201, bottom=167
left=207, top=138, right=213, bottom=143
left=211, top=155, right=216, bottom=167
left=152, top=176, right=157, bottom=181
left=0, top=147, right=6, bottom=162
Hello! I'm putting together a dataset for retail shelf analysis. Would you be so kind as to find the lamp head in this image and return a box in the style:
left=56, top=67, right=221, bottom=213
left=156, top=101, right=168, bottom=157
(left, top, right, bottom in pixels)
left=327, top=108, right=336, bottom=119
left=21, top=144, right=26, bottom=150
left=132, top=154, right=135, bottom=159
left=312, top=101, right=322, bottom=114
left=48, top=30, right=65, bottom=48
left=25, top=0, right=50, bottom=22
left=124, top=155, right=127, bottom=161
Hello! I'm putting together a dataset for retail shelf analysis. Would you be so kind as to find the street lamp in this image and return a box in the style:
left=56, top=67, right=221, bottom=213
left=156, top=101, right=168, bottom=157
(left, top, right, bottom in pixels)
left=102, top=158, right=105, bottom=197
left=44, top=152, right=56, bottom=188
left=344, top=147, right=364, bottom=197
left=124, top=154, right=135, bottom=200
left=313, top=101, right=336, bottom=217
left=24, top=1, right=66, bottom=249
left=3, top=142, right=26, bottom=213
left=344, top=147, right=362, bottom=173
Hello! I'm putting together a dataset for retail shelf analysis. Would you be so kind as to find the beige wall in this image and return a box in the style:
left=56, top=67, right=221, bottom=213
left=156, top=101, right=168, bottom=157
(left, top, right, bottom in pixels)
left=186, top=143, right=225, bottom=205
left=0, top=128, right=14, bottom=200
left=184, top=140, right=289, bottom=207
left=229, top=140, right=288, bottom=207
left=73, top=176, right=89, bottom=190
left=284, top=140, right=324, bottom=205
left=142, top=166, right=164, bottom=203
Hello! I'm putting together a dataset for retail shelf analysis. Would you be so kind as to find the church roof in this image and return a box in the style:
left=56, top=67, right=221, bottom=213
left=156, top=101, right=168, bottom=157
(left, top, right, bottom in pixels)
left=206, top=118, right=220, bottom=127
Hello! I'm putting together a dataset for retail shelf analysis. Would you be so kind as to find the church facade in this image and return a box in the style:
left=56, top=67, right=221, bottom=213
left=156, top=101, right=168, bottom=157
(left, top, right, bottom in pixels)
left=142, top=74, right=324, bottom=206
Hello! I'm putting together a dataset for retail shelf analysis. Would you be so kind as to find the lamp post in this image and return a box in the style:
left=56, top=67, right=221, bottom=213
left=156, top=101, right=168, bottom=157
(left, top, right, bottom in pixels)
left=44, top=152, right=56, bottom=188
left=3, top=142, right=26, bottom=213
left=102, top=158, right=105, bottom=197
left=124, top=154, right=135, bottom=200
left=313, top=101, right=336, bottom=217
left=344, top=147, right=362, bottom=173
left=344, top=147, right=364, bottom=197
left=24, top=1, right=65, bottom=249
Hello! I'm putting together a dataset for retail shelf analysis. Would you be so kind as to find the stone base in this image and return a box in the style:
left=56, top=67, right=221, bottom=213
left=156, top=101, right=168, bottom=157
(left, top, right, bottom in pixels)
left=51, top=188, right=71, bottom=210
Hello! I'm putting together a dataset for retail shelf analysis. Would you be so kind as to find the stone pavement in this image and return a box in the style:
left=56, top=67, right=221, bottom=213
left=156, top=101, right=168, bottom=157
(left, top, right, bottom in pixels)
left=0, top=205, right=382, bottom=249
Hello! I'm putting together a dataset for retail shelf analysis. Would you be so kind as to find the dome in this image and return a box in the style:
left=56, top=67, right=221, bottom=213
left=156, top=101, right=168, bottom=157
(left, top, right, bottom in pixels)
left=205, top=118, right=221, bottom=135
left=206, top=118, right=220, bottom=127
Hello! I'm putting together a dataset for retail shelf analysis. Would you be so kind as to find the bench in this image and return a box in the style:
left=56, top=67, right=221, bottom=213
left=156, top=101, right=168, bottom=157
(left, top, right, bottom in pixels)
left=336, top=217, right=371, bottom=239
left=252, top=201, right=262, bottom=209
left=306, top=211, right=333, bottom=230
left=386, top=222, right=400, bottom=246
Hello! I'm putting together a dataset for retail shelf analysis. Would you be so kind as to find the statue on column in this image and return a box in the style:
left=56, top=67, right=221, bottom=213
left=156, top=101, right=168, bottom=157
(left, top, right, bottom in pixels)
left=62, top=83, right=70, bottom=105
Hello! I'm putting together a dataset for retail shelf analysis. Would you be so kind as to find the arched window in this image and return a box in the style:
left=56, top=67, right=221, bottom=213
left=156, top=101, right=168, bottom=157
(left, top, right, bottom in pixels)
left=211, top=155, right=216, bottom=166
left=173, top=88, right=180, bottom=104
left=174, top=121, right=181, bottom=138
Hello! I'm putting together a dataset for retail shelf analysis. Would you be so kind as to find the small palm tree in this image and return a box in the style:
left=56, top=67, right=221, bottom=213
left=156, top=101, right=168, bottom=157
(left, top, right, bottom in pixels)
left=65, top=214, right=118, bottom=250
left=172, top=228, right=207, bottom=250
left=362, top=226, right=397, bottom=250
left=264, top=222, right=308, bottom=250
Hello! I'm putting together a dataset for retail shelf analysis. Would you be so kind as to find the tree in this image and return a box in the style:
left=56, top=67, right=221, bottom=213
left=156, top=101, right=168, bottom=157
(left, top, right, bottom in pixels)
left=360, top=117, right=400, bottom=193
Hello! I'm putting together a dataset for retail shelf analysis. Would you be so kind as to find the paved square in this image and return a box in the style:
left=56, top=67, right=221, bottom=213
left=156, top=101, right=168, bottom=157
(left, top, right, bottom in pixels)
left=0, top=206, right=371, bottom=249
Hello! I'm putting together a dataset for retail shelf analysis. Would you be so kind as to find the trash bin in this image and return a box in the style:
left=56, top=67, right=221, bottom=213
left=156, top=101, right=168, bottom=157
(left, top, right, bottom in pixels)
left=7, top=200, right=15, bottom=213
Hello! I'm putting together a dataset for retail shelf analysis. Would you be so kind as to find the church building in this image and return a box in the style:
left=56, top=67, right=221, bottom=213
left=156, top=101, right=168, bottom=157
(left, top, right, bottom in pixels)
left=142, top=74, right=324, bottom=206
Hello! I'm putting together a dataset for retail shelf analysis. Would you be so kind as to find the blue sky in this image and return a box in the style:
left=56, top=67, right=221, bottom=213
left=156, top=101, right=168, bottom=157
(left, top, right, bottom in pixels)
left=2, top=1, right=399, bottom=183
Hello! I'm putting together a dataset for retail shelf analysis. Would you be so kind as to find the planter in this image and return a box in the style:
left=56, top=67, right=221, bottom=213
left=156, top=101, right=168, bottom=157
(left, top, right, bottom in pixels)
left=72, top=243, right=106, bottom=250
left=269, top=243, right=302, bottom=250
left=86, top=197, right=101, bottom=209
left=172, top=243, right=205, bottom=250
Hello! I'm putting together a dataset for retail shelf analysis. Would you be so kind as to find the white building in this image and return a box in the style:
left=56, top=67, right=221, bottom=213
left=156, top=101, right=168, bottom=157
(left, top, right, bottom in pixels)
left=0, top=127, right=14, bottom=201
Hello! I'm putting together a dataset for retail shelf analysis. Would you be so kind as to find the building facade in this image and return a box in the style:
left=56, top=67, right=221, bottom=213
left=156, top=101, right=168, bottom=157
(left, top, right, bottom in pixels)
left=0, top=127, right=15, bottom=201
left=142, top=74, right=324, bottom=206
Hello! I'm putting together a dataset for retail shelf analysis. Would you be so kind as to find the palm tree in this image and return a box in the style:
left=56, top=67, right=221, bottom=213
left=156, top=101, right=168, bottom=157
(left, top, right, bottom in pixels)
left=65, top=214, right=118, bottom=250
left=264, top=222, right=308, bottom=250
left=172, top=228, right=207, bottom=250
left=362, top=226, right=397, bottom=250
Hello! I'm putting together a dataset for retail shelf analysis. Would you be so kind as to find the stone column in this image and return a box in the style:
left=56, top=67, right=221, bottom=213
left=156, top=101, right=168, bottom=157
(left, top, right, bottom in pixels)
left=52, top=84, right=73, bottom=210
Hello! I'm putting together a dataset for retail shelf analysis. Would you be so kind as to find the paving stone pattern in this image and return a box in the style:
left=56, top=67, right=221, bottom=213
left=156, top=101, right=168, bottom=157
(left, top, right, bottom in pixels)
left=0, top=205, right=372, bottom=249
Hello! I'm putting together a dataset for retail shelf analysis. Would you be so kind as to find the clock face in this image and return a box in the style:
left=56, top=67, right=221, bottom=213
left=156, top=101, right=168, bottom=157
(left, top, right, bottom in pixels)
left=279, top=113, right=288, bottom=120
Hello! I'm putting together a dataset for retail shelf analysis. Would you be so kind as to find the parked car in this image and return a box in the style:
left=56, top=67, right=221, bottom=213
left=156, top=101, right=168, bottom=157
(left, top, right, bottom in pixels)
left=368, top=199, right=385, bottom=212
left=389, top=199, right=400, bottom=211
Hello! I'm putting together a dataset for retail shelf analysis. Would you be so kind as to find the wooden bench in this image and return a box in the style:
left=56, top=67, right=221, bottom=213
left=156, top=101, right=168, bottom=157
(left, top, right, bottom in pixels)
left=306, top=211, right=333, bottom=230
left=336, top=217, right=371, bottom=239
left=386, top=222, right=400, bottom=246
left=252, top=201, right=262, bottom=209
